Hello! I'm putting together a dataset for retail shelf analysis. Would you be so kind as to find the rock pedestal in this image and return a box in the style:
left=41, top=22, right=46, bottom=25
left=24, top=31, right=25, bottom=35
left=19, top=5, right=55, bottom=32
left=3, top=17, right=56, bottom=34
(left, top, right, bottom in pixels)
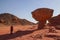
left=32, top=8, right=54, bottom=29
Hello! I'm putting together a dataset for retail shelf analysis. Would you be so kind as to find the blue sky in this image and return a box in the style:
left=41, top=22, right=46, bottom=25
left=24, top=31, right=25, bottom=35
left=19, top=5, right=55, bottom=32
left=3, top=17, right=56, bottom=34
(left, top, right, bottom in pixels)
left=0, top=0, right=60, bottom=23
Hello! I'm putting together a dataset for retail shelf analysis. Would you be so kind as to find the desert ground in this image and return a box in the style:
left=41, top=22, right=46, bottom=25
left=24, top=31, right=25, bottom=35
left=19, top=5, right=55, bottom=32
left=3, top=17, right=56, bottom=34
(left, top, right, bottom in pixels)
left=0, top=24, right=60, bottom=40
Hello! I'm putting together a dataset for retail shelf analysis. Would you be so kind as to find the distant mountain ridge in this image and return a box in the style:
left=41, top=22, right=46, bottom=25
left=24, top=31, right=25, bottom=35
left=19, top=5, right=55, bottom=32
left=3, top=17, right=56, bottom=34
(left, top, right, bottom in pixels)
left=0, top=13, right=35, bottom=25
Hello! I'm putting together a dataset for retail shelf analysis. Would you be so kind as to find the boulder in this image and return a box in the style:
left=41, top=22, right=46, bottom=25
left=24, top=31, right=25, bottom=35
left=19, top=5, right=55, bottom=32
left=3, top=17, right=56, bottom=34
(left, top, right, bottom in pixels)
left=32, top=8, right=54, bottom=21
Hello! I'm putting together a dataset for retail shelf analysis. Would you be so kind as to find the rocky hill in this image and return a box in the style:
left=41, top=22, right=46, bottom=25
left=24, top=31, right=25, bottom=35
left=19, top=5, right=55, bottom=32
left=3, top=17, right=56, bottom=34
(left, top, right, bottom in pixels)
left=0, top=13, right=35, bottom=25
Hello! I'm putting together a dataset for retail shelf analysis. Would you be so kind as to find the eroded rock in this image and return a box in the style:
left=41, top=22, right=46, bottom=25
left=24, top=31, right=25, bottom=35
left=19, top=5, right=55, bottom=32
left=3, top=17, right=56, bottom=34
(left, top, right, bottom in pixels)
left=48, top=14, right=60, bottom=29
left=48, top=14, right=60, bottom=26
left=32, top=8, right=54, bottom=29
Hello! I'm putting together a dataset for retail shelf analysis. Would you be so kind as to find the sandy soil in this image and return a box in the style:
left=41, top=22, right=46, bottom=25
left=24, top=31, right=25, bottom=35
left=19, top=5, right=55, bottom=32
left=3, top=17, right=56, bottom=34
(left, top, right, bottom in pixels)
left=0, top=25, right=37, bottom=35
left=0, top=25, right=60, bottom=40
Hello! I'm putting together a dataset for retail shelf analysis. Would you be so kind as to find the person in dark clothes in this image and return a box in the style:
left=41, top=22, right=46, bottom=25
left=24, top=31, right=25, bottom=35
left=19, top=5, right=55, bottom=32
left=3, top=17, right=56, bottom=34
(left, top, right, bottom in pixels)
left=10, top=26, right=13, bottom=34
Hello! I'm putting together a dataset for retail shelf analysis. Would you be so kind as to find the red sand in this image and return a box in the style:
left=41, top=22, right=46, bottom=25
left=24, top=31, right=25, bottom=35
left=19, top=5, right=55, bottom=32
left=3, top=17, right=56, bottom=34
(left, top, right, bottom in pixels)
left=0, top=25, right=60, bottom=40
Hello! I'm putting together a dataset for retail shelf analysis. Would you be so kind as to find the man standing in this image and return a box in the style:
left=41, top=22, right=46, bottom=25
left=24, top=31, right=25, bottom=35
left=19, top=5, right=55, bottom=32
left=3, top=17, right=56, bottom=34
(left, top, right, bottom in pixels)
left=10, top=25, right=13, bottom=34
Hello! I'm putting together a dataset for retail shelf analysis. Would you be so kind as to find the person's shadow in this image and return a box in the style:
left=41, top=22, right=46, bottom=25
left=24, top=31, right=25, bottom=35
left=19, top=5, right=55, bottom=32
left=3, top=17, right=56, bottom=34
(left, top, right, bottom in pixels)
left=0, top=30, right=35, bottom=40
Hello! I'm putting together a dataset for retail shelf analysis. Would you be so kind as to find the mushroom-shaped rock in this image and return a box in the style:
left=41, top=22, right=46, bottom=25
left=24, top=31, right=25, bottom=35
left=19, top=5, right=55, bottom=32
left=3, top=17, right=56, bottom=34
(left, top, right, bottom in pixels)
left=32, top=8, right=54, bottom=29
left=32, top=8, right=54, bottom=21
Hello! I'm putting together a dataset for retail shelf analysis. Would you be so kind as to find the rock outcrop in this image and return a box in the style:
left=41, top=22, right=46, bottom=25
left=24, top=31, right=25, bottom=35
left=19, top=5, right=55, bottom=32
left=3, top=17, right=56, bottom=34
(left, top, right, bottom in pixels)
left=48, top=14, right=60, bottom=29
left=48, top=14, right=60, bottom=26
left=32, top=8, right=54, bottom=29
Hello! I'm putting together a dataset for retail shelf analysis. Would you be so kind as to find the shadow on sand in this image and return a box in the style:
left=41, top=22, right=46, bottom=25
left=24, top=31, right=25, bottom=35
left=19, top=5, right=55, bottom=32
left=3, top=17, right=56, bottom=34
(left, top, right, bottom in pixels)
left=0, top=30, right=35, bottom=40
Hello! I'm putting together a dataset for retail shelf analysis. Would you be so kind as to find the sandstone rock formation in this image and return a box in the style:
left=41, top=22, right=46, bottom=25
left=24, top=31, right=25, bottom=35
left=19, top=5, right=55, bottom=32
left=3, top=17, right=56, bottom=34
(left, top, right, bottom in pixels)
left=48, top=14, right=60, bottom=29
left=48, top=14, right=60, bottom=26
left=32, top=8, right=54, bottom=29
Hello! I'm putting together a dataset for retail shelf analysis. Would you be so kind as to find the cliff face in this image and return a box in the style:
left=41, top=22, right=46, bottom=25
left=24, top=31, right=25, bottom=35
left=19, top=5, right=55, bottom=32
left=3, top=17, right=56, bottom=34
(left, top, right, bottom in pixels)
left=0, top=13, right=35, bottom=25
